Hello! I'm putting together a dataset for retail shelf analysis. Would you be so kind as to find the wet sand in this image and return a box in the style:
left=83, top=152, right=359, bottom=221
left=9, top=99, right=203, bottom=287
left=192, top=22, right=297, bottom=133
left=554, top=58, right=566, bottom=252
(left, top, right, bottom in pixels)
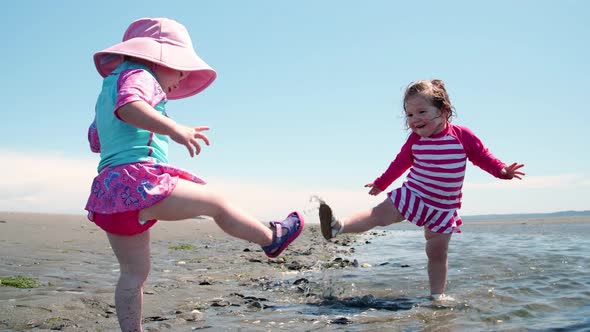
left=1, top=212, right=588, bottom=331
left=0, top=212, right=359, bottom=331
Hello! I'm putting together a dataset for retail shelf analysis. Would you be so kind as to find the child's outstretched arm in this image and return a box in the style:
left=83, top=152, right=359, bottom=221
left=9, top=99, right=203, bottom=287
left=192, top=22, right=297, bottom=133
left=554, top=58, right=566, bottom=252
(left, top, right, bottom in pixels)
left=371, top=133, right=418, bottom=193
left=117, top=101, right=210, bottom=157
left=458, top=126, right=525, bottom=180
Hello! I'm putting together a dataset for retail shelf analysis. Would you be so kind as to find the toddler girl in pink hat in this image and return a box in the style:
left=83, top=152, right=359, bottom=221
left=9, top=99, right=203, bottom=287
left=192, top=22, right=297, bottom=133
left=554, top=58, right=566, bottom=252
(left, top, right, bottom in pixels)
left=86, top=17, right=303, bottom=331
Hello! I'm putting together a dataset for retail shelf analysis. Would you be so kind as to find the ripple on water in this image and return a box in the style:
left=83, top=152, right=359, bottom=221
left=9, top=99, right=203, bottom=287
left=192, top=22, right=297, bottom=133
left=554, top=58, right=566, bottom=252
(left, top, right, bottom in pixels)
left=291, top=222, right=590, bottom=331
left=550, top=277, right=586, bottom=290
left=510, top=308, right=535, bottom=318
left=553, top=296, right=590, bottom=308
left=524, top=302, right=555, bottom=312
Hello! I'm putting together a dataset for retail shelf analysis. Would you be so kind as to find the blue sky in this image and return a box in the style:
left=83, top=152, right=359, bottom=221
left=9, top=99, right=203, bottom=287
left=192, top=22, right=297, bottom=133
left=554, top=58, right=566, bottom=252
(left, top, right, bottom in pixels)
left=1, top=1, right=588, bottom=221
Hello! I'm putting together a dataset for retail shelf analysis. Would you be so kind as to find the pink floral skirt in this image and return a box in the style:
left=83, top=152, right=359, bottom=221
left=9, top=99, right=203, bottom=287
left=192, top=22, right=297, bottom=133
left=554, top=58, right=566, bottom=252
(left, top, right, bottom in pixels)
left=85, top=162, right=205, bottom=235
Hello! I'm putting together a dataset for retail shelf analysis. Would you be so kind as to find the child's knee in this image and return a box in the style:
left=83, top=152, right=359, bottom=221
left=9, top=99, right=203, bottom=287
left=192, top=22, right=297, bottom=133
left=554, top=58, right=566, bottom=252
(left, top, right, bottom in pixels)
left=425, top=239, right=449, bottom=261
left=372, top=200, right=402, bottom=227
left=120, top=268, right=150, bottom=287
left=426, top=246, right=447, bottom=262
left=375, top=217, right=394, bottom=227
left=120, top=262, right=151, bottom=283
left=209, top=194, right=231, bottom=221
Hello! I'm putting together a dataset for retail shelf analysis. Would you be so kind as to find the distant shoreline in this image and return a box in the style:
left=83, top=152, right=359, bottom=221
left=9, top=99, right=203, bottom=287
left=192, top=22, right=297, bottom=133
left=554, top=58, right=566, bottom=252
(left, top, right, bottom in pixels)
left=465, top=215, right=590, bottom=225
left=1, top=211, right=589, bottom=226
left=463, top=210, right=590, bottom=221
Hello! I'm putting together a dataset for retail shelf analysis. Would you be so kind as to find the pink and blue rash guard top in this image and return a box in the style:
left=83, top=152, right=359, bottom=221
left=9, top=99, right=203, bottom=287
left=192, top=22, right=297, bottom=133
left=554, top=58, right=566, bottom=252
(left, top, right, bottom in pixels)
left=89, top=61, right=169, bottom=172
left=373, top=123, right=510, bottom=211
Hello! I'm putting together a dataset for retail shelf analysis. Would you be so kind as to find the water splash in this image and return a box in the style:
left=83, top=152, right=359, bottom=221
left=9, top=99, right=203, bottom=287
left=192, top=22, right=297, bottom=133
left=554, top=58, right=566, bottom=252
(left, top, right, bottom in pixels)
left=308, top=195, right=326, bottom=205
left=303, top=195, right=326, bottom=216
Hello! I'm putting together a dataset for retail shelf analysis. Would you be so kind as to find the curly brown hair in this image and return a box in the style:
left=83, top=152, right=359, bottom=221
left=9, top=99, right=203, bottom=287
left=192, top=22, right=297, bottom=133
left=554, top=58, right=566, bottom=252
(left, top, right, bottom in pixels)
left=403, top=79, right=455, bottom=122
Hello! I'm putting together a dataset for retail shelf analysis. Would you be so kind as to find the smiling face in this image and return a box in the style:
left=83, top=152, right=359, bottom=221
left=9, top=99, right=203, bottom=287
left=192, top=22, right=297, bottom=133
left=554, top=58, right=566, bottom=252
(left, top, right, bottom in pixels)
left=402, top=80, right=454, bottom=137
left=404, top=95, right=447, bottom=137
left=153, top=65, right=188, bottom=94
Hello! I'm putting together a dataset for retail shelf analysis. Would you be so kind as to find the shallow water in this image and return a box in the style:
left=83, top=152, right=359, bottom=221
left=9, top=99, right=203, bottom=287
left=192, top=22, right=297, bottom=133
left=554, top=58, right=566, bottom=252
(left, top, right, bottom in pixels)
left=2, top=220, right=589, bottom=331
left=316, top=222, right=590, bottom=331
left=191, top=221, right=590, bottom=331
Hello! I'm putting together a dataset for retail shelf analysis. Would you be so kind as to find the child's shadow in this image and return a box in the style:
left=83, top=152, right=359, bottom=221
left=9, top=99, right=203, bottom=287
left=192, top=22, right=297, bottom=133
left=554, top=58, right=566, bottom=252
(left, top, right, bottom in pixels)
left=307, top=294, right=422, bottom=314
left=306, top=294, right=464, bottom=315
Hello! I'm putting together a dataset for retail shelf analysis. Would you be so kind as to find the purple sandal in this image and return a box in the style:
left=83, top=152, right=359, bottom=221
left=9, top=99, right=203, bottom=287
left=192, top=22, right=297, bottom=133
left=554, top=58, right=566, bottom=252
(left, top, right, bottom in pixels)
left=262, top=211, right=304, bottom=258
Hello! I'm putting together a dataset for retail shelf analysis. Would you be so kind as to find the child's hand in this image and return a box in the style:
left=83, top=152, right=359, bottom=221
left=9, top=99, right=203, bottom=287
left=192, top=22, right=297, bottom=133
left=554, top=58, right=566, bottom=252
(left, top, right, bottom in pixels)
left=501, top=162, right=525, bottom=180
left=170, top=125, right=210, bottom=157
left=365, top=183, right=382, bottom=196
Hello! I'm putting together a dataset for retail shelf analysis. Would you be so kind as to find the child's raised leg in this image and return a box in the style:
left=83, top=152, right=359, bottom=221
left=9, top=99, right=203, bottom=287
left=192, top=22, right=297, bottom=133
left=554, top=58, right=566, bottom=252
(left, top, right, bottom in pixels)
left=319, top=198, right=405, bottom=240
left=424, top=228, right=451, bottom=296
left=140, top=179, right=301, bottom=254
left=107, top=230, right=151, bottom=332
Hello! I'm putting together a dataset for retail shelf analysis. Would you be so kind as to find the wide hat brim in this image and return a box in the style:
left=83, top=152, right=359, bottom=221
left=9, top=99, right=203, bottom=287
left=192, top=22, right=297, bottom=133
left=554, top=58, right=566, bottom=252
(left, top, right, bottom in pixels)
left=94, top=37, right=216, bottom=100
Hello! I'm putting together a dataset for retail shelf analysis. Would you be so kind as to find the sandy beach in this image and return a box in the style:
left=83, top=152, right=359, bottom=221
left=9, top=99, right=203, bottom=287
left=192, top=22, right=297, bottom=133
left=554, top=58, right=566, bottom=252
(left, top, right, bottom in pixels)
left=0, top=212, right=361, bottom=331
left=1, top=212, right=589, bottom=331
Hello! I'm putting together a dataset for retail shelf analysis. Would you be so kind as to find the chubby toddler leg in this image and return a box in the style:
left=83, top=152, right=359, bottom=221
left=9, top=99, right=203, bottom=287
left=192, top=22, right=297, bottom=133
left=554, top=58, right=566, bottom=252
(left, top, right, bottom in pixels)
left=424, top=228, right=452, bottom=296
left=320, top=198, right=404, bottom=240
left=107, top=230, right=151, bottom=332
left=140, top=179, right=274, bottom=246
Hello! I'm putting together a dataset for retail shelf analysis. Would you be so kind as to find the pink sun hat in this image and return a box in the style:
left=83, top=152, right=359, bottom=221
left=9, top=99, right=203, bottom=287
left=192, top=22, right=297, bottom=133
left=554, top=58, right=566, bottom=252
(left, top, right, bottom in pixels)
left=94, top=17, right=216, bottom=100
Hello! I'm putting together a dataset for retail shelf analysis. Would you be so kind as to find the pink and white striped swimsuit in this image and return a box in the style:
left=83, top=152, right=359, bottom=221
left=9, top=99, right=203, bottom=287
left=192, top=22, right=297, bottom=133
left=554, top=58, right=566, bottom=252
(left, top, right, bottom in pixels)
left=373, top=123, right=509, bottom=233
